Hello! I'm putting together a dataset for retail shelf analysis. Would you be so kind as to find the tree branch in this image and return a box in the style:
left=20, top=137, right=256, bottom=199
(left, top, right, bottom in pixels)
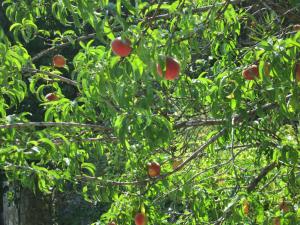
left=23, top=68, right=78, bottom=87
left=78, top=128, right=226, bottom=186
left=174, top=119, right=224, bottom=129
left=146, top=0, right=244, bottom=21
left=74, top=94, right=291, bottom=187
left=246, top=162, right=277, bottom=192
left=0, top=122, right=111, bottom=131
left=52, top=136, right=117, bottom=144
left=213, top=162, right=278, bottom=225
left=31, top=33, right=97, bottom=62
left=176, top=94, right=292, bottom=128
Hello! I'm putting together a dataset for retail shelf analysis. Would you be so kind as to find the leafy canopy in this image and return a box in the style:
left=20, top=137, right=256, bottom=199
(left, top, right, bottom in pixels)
left=0, top=0, right=299, bottom=224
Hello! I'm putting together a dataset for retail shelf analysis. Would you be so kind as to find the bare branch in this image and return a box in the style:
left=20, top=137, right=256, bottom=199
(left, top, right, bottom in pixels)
left=174, top=119, right=224, bottom=129
left=164, top=128, right=226, bottom=175
left=76, top=175, right=149, bottom=186
left=52, top=136, right=117, bottom=144
left=0, top=122, right=111, bottom=131
left=176, top=94, right=292, bottom=128
left=259, top=171, right=280, bottom=191
left=213, top=162, right=278, bottom=225
left=146, top=0, right=244, bottom=21
left=247, top=162, right=277, bottom=192
left=23, top=68, right=78, bottom=87
left=31, top=33, right=97, bottom=62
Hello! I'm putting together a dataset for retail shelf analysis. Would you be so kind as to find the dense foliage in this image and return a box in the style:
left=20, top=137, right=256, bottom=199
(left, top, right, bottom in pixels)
left=0, top=0, right=299, bottom=224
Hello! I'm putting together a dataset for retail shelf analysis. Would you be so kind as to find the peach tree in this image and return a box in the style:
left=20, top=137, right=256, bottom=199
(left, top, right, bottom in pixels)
left=0, top=0, right=299, bottom=224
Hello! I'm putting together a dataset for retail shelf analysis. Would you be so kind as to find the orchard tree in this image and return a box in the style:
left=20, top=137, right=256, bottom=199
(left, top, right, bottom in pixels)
left=0, top=0, right=299, bottom=224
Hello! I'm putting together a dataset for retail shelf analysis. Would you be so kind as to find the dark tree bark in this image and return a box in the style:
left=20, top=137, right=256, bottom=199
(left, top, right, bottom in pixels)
left=3, top=183, right=52, bottom=225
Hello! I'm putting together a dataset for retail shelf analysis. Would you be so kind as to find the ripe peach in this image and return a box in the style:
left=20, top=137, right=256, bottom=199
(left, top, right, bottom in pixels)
left=111, top=37, right=132, bottom=57
left=157, top=57, right=180, bottom=80
left=242, top=65, right=259, bottom=80
left=295, top=63, right=300, bottom=82
left=147, top=162, right=161, bottom=177
left=45, top=93, right=59, bottom=101
left=52, top=55, right=66, bottom=68
left=135, top=213, right=146, bottom=225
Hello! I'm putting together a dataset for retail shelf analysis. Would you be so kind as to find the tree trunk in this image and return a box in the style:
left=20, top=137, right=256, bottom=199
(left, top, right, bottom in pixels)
left=2, top=182, right=52, bottom=225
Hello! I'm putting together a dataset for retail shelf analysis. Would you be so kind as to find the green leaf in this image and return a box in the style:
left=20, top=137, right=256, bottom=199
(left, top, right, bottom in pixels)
left=81, top=162, right=96, bottom=176
left=104, top=19, right=115, bottom=40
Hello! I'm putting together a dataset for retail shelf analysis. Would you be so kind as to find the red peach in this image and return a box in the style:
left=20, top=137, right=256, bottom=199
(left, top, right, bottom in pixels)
left=242, top=65, right=259, bottom=80
left=157, top=57, right=180, bottom=80
left=295, top=63, right=300, bottom=82
left=135, top=213, right=147, bottom=225
left=52, top=55, right=66, bottom=68
left=111, top=37, right=132, bottom=57
left=147, top=162, right=161, bottom=177
left=45, top=93, right=59, bottom=101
